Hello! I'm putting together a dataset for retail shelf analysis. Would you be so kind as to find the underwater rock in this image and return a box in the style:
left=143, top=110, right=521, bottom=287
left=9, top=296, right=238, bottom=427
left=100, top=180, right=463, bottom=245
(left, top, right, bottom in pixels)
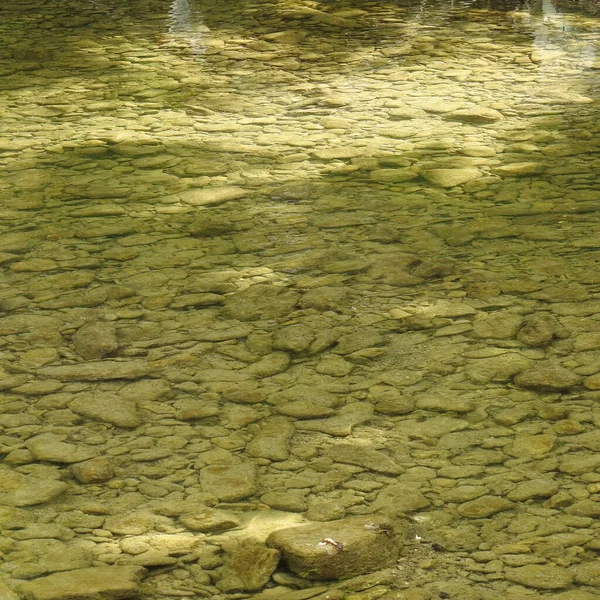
left=17, top=566, right=146, bottom=600
left=266, top=516, right=402, bottom=580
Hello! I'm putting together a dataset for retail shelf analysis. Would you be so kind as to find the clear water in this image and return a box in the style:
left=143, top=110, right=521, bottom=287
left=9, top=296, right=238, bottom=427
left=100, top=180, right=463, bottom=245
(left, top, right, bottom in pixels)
left=1, top=0, right=600, bottom=598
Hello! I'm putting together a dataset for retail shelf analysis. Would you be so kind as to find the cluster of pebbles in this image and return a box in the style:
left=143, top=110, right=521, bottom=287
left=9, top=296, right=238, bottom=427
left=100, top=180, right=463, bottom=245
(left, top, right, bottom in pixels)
left=1, top=0, right=600, bottom=598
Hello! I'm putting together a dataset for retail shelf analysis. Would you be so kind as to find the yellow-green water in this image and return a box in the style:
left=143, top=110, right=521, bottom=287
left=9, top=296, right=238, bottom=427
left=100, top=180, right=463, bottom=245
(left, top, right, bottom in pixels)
left=1, top=0, right=600, bottom=598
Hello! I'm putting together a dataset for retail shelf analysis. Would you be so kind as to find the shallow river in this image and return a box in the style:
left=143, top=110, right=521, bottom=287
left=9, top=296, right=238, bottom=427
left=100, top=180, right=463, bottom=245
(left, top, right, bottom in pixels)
left=1, top=0, right=600, bottom=598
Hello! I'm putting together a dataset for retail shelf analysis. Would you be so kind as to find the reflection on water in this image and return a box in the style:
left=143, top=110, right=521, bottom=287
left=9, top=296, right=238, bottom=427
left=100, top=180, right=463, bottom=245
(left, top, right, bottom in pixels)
left=167, top=0, right=207, bottom=55
left=168, top=0, right=193, bottom=33
left=0, top=0, right=600, bottom=598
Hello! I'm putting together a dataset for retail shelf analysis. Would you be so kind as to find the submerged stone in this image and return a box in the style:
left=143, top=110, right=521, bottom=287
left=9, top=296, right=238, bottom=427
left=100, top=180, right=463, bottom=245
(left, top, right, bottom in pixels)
left=217, top=541, right=281, bottom=592
left=266, top=516, right=402, bottom=580
left=420, top=168, right=481, bottom=188
left=505, top=564, right=573, bottom=589
left=69, top=393, right=142, bottom=428
left=222, top=284, right=300, bottom=321
left=38, top=361, right=151, bottom=381
left=444, top=107, right=505, bottom=123
left=17, top=566, right=146, bottom=600
left=72, top=321, right=118, bottom=360
left=493, top=162, right=546, bottom=176
left=199, top=462, right=258, bottom=501
left=514, top=363, right=582, bottom=391
left=26, top=434, right=99, bottom=463
left=179, top=186, right=247, bottom=206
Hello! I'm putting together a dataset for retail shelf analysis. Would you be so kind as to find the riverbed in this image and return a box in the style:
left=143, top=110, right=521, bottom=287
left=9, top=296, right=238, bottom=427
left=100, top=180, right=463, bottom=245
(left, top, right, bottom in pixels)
left=1, top=0, right=599, bottom=598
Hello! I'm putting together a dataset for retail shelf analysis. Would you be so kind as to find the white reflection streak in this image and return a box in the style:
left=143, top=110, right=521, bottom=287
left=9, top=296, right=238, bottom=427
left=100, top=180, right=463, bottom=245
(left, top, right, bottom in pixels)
left=523, top=0, right=599, bottom=73
left=168, top=0, right=206, bottom=56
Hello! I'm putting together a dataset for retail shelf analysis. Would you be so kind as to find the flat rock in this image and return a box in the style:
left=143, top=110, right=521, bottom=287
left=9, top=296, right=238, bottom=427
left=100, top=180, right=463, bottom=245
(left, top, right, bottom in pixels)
left=394, top=416, right=469, bottom=439
left=505, top=564, right=573, bottom=589
left=457, top=495, right=514, bottom=518
left=472, top=311, right=523, bottom=339
left=415, top=393, right=475, bottom=413
left=315, top=356, right=354, bottom=377
left=371, top=388, right=415, bottom=415
left=104, top=511, right=173, bottom=536
left=11, top=539, right=92, bottom=579
left=0, top=475, right=68, bottom=507
left=514, top=362, right=582, bottom=391
left=266, top=516, right=402, bottom=580
left=507, top=478, right=559, bottom=502
left=505, top=433, right=556, bottom=458
left=261, top=489, right=308, bottom=512
left=71, top=457, right=115, bottom=484
left=584, top=373, right=600, bottom=390
left=420, top=99, right=464, bottom=113
left=17, top=566, right=146, bottom=600
left=179, top=508, right=240, bottom=532
left=275, top=401, right=337, bottom=419
left=273, top=324, right=316, bottom=353
left=372, top=483, right=430, bottom=517
left=38, top=360, right=150, bottom=381
left=0, top=584, right=19, bottom=600
left=69, top=392, right=142, bottom=428
left=564, top=499, right=600, bottom=517
left=369, top=169, right=419, bottom=183
left=179, top=186, right=247, bottom=206
left=199, top=462, right=258, bottom=501
left=322, top=443, right=402, bottom=474
left=246, top=417, right=294, bottom=461
left=517, top=312, right=566, bottom=346
left=222, top=284, right=300, bottom=321
left=243, top=352, right=290, bottom=377
left=72, top=321, right=118, bottom=360
left=421, top=168, right=481, bottom=188
left=217, top=541, right=280, bottom=592
left=571, top=562, right=600, bottom=586
left=444, top=107, right=505, bottom=123
left=493, top=162, right=545, bottom=176
left=26, top=433, right=99, bottom=463
left=295, top=402, right=374, bottom=437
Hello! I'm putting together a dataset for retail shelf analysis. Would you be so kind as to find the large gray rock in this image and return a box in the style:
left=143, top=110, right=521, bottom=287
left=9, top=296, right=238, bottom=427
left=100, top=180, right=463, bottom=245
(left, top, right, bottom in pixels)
left=217, top=540, right=280, bottom=592
left=17, top=566, right=146, bottom=600
left=514, top=362, right=582, bottom=391
left=444, top=107, right=505, bottom=123
left=516, top=313, right=567, bottom=346
left=505, top=564, right=573, bottom=589
left=295, top=403, right=374, bottom=437
left=179, top=508, right=240, bottom=532
left=222, top=284, right=300, bottom=321
left=472, top=310, right=523, bottom=339
left=70, top=457, right=115, bottom=484
left=0, top=466, right=68, bottom=507
left=493, top=162, right=545, bottom=176
left=199, top=462, right=257, bottom=501
left=273, top=323, right=316, bottom=353
left=266, top=516, right=402, bottom=580
left=26, top=434, right=99, bottom=463
left=179, top=186, right=247, bottom=206
left=10, top=539, right=92, bottom=579
left=69, top=393, right=141, bottom=428
left=72, top=321, right=118, bottom=360
left=372, top=483, right=431, bottom=517
left=322, top=443, right=402, bottom=475
left=246, top=417, right=294, bottom=461
left=421, top=168, right=481, bottom=188
left=457, top=495, right=514, bottom=518
left=38, top=360, right=150, bottom=381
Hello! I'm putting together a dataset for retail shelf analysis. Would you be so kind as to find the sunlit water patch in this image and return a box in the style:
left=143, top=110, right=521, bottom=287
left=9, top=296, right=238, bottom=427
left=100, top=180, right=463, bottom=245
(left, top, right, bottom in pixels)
left=0, top=0, right=599, bottom=599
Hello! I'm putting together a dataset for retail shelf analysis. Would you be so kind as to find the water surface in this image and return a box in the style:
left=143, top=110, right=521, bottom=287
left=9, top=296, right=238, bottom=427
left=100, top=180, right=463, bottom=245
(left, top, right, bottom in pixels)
left=1, top=0, right=600, bottom=598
